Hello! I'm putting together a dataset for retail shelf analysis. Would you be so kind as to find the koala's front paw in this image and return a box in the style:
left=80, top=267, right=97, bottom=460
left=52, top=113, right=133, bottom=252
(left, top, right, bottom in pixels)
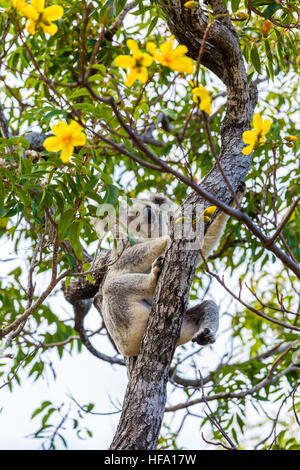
left=151, top=256, right=164, bottom=280
left=229, top=182, right=246, bottom=209
left=192, top=327, right=216, bottom=346
left=237, top=181, right=246, bottom=197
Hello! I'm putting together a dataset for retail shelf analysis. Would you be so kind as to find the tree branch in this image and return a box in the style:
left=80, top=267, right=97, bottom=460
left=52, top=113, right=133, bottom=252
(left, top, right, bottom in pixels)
left=165, top=365, right=299, bottom=412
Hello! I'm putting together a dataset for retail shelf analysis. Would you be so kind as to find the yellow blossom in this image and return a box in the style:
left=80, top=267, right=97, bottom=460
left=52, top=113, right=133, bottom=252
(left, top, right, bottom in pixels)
left=184, top=1, right=199, bottom=9
left=203, top=206, right=217, bottom=222
left=204, top=206, right=217, bottom=216
left=14, top=0, right=63, bottom=36
left=176, top=206, right=216, bottom=225
left=191, top=84, right=212, bottom=115
left=146, top=36, right=194, bottom=74
left=114, top=39, right=154, bottom=87
left=43, top=120, right=86, bottom=163
left=12, top=0, right=26, bottom=8
left=242, top=114, right=271, bottom=155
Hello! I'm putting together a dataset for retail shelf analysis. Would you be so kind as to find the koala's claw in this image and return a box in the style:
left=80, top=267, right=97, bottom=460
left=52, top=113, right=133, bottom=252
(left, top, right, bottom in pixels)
left=192, top=327, right=216, bottom=346
left=152, top=256, right=164, bottom=279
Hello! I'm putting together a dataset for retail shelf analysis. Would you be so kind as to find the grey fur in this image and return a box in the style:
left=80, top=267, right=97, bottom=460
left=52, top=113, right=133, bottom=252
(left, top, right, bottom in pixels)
left=95, top=189, right=245, bottom=357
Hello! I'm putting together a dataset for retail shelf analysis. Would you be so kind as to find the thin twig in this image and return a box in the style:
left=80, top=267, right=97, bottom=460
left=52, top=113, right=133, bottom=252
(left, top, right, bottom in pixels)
left=199, top=369, right=238, bottom=450
left=105, top=0, right=138, bottom=41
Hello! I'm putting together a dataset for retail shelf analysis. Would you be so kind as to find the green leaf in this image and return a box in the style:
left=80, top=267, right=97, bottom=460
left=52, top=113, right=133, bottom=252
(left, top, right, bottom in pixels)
left=42, top=407, right=55, bottom=427
left=90, top=64, right=107, bottom=74
left=58, top=209, right=75, bottom=240
left=31, top=401, right=52, bottom=419
left=58, top=433, right=68, bottom=448
left=147, top=16, right=158, bottom=35
left=83, top=174, right=101, bottom=193
left=64, top=253, right=77, bottom=268
left=20, top=157, right=32, bottom=175
left=103, top=184, right=119, bottom=205
left=231, top=427, right=239, bottom=445
left=56, top=181, right=74, bottom=205
left=51, top=189, right=65, bottom=214
left=73, top=102, right=95, bottom=112
left=65, top=276, right=71, bottom=289
left=65, top=173, right=78, bottom=196
left=236, top=413, right=245, bottom=433
left=264, top=4, right=282, bottom=19
left=88, top=74, right=106, bottom=83
left=250, top=44, right=261, bottom=74
left=67, top=220, right=83, bottom=259
left=40, top=109, right=66, bottom=124
left=70, top=88, right=92, bottom=100
left=160, top=108, right=177, bottom=120
left=86, top=274, right=95, bottom=284
left=231, top=0, right=241, bottom=13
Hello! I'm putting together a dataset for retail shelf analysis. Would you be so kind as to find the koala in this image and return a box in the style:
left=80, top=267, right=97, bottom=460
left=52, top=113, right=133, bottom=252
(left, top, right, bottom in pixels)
left=96, top=189, right=245, bottom=357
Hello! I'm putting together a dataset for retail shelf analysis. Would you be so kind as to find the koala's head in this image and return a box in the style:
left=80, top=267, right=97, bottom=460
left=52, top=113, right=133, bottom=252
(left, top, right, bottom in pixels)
left=93, top=193, right=176, bottom=242
left=120, top=194, right=176, bottom=241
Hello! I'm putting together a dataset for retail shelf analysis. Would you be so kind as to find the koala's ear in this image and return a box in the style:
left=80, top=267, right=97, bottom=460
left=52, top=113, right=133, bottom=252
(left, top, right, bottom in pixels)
left=149, top=194, right=172, bottom=206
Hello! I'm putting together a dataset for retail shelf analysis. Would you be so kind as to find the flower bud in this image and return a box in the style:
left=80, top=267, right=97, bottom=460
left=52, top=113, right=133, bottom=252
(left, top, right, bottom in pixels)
left=262, top=20, right=272, bottom=37
left=284, top=135, right=297, bottom=142
left=235, top=12, right=249, bottom=20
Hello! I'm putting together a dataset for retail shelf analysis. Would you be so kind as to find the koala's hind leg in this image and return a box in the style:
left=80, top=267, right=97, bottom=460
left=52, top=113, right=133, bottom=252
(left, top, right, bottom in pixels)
left=102, top=259, right=163, bottom=356
left=103, top=264, right=161, bottom=307
left=178, top=300, right=219, bottom=346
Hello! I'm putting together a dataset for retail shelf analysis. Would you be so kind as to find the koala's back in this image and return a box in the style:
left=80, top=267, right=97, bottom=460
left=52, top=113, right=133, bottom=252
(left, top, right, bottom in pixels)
left=102, top=270, right=153, bottom=356
left=96, top=193, right=175, bottom=356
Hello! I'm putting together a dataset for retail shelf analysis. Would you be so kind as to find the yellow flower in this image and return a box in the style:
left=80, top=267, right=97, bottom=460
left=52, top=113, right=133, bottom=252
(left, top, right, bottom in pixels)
left=184, top=1, right=199, bottom=9
left=12, top=0, right=26, bottom=8
left=203, top=206, right=217, bottom=222
left=242, top=114, right=271, bottom=155
left=14, top=0, right=63, bottom=36
left=191, top=84, right=212, bottom=115
left=204, top=206, right=217, bottom=216
left=43, top=120, right=86, bottom=163
left=114, top=39, right=154, bottom=87
left=146, top=36, right=194, bottom=74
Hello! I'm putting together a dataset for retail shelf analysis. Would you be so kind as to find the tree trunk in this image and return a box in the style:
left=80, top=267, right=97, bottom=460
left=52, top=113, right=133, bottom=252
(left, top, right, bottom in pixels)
left=110, top=0, right=258, bottom=450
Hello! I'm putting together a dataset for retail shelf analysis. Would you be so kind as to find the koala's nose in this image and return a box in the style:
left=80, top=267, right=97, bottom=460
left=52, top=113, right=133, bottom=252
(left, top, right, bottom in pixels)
left=145, top=205, right=153, bottom=224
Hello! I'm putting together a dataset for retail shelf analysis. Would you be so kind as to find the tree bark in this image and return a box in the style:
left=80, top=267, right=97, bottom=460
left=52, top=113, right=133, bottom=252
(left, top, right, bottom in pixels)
left=109, top=0, right=258, bottom=450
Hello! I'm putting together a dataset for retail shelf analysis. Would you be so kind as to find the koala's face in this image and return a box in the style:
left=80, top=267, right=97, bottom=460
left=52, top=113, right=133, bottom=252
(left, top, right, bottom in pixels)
left=120, top=198, right=172, bottom=240
left=93, top=193, right=176, bottom=242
